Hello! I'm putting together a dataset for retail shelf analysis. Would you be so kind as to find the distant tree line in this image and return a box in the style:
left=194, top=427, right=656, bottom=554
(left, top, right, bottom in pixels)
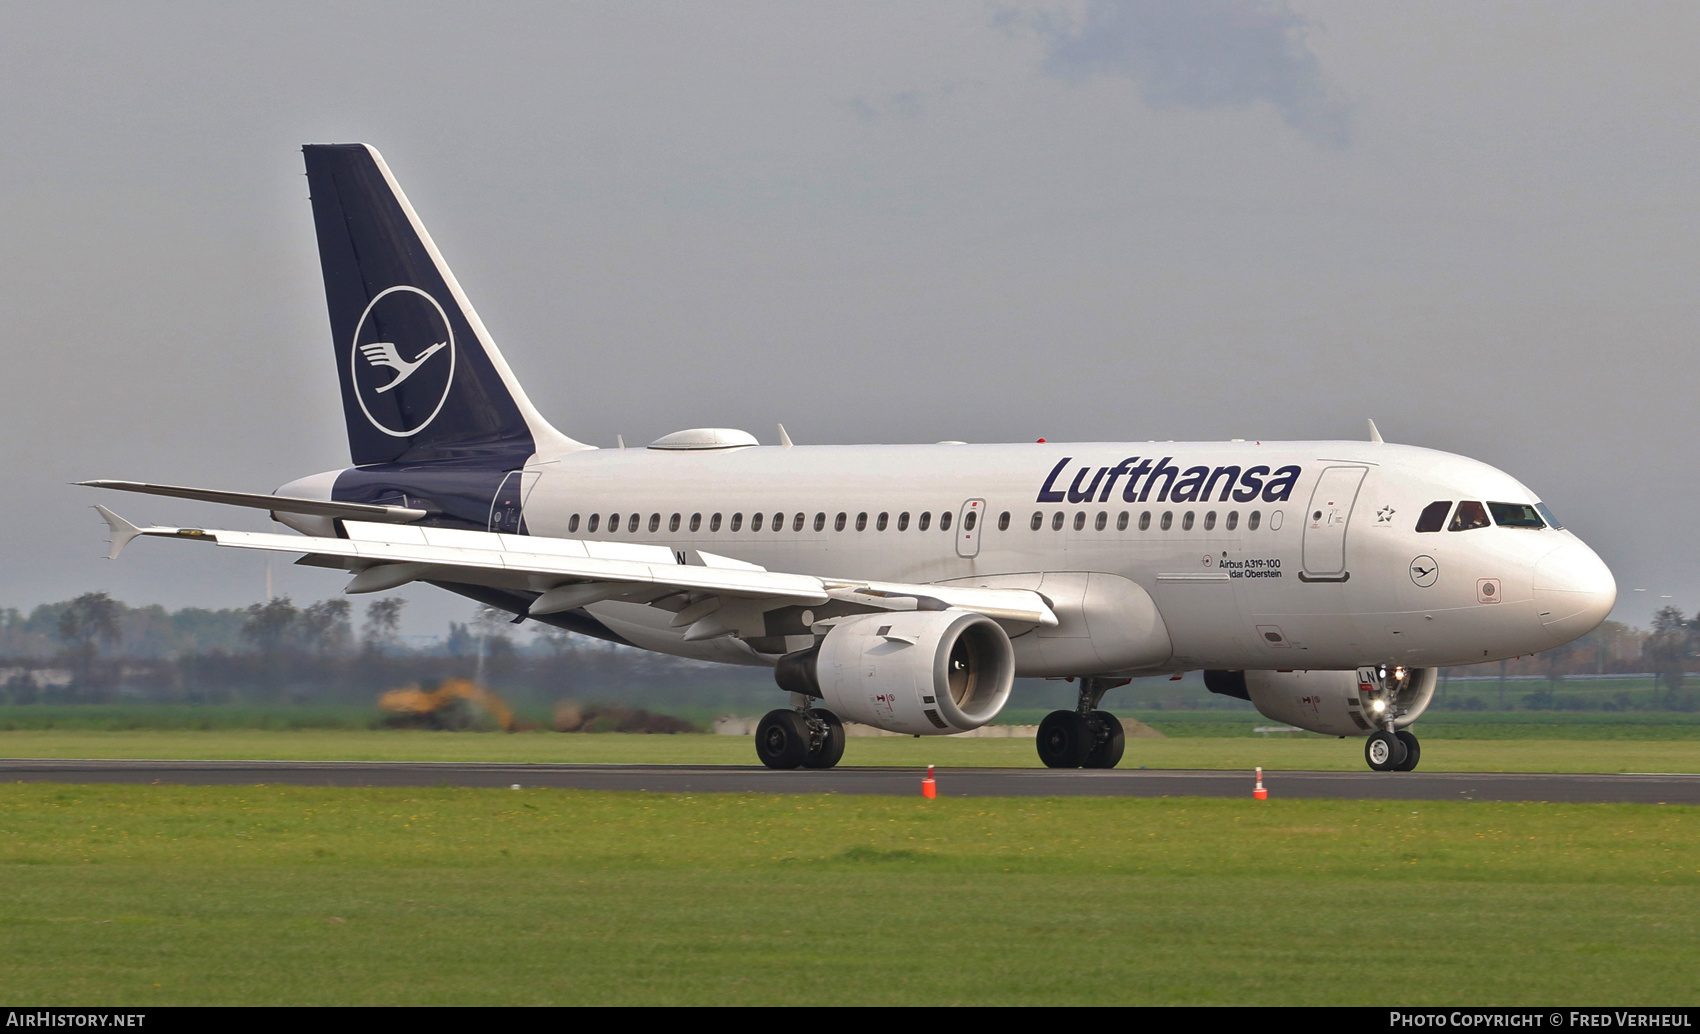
left=0, top=592, right=768, bottom=706
left=2, top=592, right=1691, bottom=711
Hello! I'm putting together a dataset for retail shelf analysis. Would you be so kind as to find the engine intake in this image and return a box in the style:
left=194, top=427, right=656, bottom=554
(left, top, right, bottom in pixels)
left=776, top=610, right=1015, bottom=735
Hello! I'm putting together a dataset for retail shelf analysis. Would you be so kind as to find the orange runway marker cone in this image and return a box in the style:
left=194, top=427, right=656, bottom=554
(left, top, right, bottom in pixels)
left=1253, top=766, right=1268, bottom=800
left=922, top=764, right=937, bottom=799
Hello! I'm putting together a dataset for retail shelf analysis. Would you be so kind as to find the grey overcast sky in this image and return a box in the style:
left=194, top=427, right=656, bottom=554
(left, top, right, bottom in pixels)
left=2, top=1, right=1696, bottom=638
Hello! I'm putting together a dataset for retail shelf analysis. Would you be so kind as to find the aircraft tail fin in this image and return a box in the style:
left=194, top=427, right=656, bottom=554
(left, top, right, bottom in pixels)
left=302, top=144, right=587, bottom=467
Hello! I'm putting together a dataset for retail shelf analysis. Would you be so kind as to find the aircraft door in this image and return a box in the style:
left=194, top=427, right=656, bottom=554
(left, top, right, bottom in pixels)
left=488, top=470, right=539, bottom=535
left=955, top=498, right=985, bottom=559
left=1300, top=466, right=1366, bottom=580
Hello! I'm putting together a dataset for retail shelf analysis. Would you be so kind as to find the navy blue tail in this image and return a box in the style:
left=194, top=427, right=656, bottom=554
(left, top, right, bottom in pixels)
left=304, top=144, right=578, bottom=468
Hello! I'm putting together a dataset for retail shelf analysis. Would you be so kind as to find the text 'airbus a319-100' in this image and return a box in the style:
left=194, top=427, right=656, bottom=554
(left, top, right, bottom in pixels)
left=84, top=144, right=1617, bottom=773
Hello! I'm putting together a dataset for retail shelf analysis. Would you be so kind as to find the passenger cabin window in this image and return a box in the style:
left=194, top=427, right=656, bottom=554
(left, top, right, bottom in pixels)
left=1449, top=501, right=1491, bottom=532
left=1181, top=512, right=1195, bottom=531
left=730, top=513, right=743, bottom=532
left=1225, top=511, right=1238, bottom=531
left=940, top=511, right=953, bottom=531
left=835, top=513, right=847, bottom=532
left=813, top=513, right=825, bottom=532
left=1073, top=512, right=1086, bottom=531
left=920, top=512, right=932, bottom=531
left=1160, top=511, right=1173, bottom=531
left=1051, top=512, right=1064, bottom=531
left=998, top=512, right=1010, bottom=531
left=751, top=512, right=764, bottom=532
left=1116, top=512, right=1128, bottom=530
left=668, top=513, right=681, bottom=532
left=897, top=512, right=910, bottom=531
left=793, top=513, right=805, bottom=532
left=690, top=513, right=702, bottom=532
left=1415, top=501, right=1452, bottom=533
left=627, top=514, right=639, bottom=533
left=1489, top=502, right=1545, bottom=529
left=1203, top=511, right=1216, bottom=531
left=587, top=514, right=600, bottom=533
left=1030, top=512, right=1043, bottom=531
left=1536, top=502, right=1563, bottom=530
left=773, top=512, right=783, bottom=532
left=608, top=513, right=619, bottom=532
left=568, top=514, right=580, bottom=533
left=1094, top=512, right=1107, bottom=531
left=649, top=513, right=661, bottom=533
left=856, top=512, right=868, bottom=531
left=1248, top=511, right=1260, bottom=531
left=1139, top=511, right=1151, bottom=531
left=876, top=512, right=889, bottom=531
left=964, top=511, right=977, bottom=531
left=710, top=513, right=722, bottom=532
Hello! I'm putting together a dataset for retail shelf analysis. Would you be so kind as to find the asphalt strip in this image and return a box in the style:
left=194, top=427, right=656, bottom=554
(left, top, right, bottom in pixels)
left=3, top=759, right=1699, bottom=804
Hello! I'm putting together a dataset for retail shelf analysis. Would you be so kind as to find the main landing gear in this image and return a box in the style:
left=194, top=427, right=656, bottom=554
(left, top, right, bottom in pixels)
left=1038, top=677, right=1128, bottom=769
left=755, top=707, right=845, bottom=770
left=1365, top=729, right=1421, bottom=772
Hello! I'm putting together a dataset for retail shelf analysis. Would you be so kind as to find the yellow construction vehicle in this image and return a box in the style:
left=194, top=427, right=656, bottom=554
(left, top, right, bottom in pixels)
left=379, top=678, right=516, bottom=732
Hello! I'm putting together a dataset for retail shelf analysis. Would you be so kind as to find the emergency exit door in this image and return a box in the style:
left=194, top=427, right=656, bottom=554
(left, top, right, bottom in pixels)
left=955, top=499, right=985, bottom=559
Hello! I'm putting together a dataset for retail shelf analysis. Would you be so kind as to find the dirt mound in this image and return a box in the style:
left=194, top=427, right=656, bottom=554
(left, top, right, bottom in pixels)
left=553, top=702, right=695, bottom=734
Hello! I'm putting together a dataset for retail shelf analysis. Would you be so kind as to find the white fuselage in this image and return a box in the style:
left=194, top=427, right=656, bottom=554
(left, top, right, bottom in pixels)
left=494, top=438, right=1614, bottom=675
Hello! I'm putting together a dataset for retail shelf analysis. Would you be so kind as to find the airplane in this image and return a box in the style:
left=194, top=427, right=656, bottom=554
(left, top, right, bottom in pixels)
left=83, top=143, right=1617, bottom=773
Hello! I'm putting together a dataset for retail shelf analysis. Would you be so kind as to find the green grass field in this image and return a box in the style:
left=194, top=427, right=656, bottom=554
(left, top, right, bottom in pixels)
left=1, top=783, right=1695, bottom=1005
left=2, top=728, right=1696, bottom=772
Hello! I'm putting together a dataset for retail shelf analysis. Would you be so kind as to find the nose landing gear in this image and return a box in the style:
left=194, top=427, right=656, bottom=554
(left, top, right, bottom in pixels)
left=1037, top=677, right=1129, bottom=769
left=1365, top=729, right=1422, bottom=771
left=1359, top=665, right=1423, bottom=772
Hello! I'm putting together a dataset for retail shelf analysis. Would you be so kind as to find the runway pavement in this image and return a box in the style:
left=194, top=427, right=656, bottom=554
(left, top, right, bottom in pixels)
left=4, top=759, right=1699, bottom=803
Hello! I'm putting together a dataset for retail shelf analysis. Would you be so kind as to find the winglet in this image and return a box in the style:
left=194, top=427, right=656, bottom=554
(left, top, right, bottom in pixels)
left=94, top=505, right=147, bottom=560
left=777, top=424, right=794, bottom=450
left=1367, top=419, right=1384, bottom=444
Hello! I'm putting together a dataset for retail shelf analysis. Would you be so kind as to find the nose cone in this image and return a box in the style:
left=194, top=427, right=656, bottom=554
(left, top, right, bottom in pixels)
left=1533, top=543, right=1616, bottom=645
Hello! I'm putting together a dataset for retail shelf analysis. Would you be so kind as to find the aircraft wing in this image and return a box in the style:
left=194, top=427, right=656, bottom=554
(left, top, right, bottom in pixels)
left=92, top=507, right=1058, bottom=640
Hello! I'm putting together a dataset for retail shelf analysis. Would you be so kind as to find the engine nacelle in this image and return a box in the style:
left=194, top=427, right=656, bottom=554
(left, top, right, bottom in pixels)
left=775, top=610, right=1016, bottom=735
left=1205, top=667, right=1438, bottom=737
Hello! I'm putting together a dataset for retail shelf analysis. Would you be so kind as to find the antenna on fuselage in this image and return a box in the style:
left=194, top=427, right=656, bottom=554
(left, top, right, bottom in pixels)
left=777, top=424, right=794, bottom=450
left=1366, top=419, right=1384, bottom=444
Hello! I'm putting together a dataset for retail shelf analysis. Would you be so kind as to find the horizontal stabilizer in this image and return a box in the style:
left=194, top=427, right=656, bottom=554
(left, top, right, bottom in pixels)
left=78, top=480, right=426, bottom=523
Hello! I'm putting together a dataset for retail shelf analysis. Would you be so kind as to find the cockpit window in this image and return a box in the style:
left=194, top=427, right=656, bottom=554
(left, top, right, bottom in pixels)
left=1488, top=502, right=1545, bottom=529
left=1448, top=501, right=1491, bottom=531
left=1535, top=502, right=1563, bottom=530
left=1415, top=501, right=1452, bottom=533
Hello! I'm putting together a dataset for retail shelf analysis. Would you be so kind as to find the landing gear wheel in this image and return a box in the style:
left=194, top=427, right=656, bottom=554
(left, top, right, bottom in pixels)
left=1038, top=710, right=1094, bottom=769
left=802, top=708, right=845, bottom=770
left=1393, top=730, right=1421, bottom=772
left=755, top=709, right=810, bottom=770
left=1365, top=730, right=1408, bottom=772
left=1083, top=711, right=1125, bottom=769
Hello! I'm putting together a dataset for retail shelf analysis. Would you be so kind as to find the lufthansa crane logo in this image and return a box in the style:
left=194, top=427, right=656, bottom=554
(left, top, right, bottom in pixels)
left=349, top=286, right=456, bottom=437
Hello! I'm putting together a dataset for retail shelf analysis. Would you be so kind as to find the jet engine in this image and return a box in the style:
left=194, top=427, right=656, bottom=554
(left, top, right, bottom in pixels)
left=1204, top=666, right=1438, bottom=737
left=775, top=610, right=1016, bottom=736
